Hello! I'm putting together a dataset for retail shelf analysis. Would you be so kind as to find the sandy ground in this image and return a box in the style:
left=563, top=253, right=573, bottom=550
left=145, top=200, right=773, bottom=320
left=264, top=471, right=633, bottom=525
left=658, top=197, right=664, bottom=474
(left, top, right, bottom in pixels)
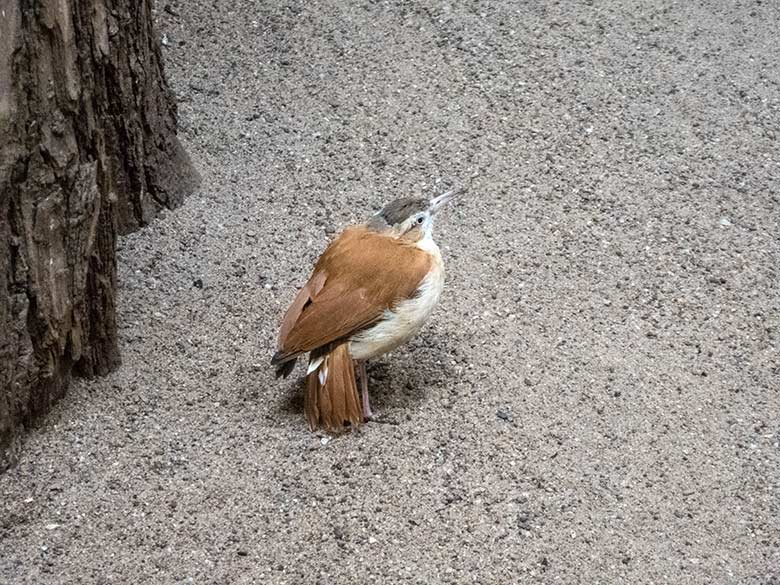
left=2, top=1, right=779, bottom=583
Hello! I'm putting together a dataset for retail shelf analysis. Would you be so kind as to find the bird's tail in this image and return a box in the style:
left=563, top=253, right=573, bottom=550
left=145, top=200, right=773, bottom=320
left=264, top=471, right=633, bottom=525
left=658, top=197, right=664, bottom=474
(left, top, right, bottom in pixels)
left=304, top=343, right=362, bottom=433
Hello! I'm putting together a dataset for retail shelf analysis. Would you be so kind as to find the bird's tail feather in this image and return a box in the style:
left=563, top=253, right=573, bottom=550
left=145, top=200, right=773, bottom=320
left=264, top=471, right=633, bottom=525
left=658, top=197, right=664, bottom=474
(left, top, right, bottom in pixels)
left=305, top=343, right=362, bottom=432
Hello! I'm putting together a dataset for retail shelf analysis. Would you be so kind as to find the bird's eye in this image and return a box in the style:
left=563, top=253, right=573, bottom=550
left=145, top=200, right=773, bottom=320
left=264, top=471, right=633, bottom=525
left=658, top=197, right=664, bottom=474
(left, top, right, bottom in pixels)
left=416, top=216, right=424, bottom=225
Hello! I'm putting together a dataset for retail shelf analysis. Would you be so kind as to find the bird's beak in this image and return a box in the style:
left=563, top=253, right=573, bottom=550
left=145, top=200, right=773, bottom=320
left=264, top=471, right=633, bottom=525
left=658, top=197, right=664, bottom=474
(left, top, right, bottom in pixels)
left=429, top=187, right=461, bottom=214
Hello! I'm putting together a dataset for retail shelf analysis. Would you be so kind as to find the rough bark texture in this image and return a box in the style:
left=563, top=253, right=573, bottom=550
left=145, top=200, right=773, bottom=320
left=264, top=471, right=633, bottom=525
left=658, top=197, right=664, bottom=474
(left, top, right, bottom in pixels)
left=0, top=0, right=198, bottom=469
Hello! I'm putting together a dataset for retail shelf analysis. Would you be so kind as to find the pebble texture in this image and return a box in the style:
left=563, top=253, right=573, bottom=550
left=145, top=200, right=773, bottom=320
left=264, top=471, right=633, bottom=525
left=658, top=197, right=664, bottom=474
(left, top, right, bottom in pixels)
left=1, top=1, right=779, bottom=583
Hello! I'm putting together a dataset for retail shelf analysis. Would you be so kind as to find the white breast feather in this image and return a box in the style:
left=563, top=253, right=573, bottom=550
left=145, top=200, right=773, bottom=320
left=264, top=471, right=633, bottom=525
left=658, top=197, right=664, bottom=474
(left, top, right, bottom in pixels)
left=349, top=238, right=444, bottom=361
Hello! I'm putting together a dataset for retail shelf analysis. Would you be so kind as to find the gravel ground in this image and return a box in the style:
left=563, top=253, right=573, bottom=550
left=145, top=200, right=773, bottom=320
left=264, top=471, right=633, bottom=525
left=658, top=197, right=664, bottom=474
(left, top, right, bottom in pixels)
left=2, top=1, right=779, bottom=583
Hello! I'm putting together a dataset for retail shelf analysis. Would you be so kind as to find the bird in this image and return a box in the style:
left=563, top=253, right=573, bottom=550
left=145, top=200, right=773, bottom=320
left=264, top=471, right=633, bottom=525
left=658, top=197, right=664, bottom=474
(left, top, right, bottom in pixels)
left=271, top=188, right=459, bottom=433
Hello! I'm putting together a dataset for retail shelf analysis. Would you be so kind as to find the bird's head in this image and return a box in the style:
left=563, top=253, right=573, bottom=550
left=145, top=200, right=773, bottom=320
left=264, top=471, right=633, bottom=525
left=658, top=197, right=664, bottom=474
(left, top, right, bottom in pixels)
left=367, top=189, right=459, bottom=242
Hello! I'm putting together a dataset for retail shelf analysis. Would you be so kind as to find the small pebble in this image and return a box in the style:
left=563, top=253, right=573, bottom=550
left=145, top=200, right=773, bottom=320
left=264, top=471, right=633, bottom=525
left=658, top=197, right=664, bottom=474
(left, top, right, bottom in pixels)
left=496, top=408, right=513, bottom=422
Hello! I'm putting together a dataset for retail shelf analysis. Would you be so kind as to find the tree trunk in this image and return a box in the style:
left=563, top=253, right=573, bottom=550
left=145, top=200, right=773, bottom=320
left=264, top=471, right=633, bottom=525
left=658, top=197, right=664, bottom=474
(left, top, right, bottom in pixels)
left=0, top=0, right=199, bottom=469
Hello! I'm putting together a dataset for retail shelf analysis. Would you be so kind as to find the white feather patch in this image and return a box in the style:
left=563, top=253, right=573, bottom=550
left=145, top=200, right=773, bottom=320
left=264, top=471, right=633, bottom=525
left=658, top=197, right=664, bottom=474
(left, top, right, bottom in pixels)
left=318, top=359, right=329, bottom=385
left=307, top=355, right=325, bottom=375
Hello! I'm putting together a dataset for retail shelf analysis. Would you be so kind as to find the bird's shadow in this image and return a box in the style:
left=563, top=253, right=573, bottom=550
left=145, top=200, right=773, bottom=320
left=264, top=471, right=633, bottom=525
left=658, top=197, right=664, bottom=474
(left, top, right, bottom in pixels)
left=277, top=327, right=460, bottom=418
left=279, top=374, right=306, bottom=416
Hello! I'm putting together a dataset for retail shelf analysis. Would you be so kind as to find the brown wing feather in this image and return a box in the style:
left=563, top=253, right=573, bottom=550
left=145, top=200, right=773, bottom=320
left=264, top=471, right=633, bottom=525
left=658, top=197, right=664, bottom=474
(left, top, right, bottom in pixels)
left=273, top=227, right=432, bottom=362
left=277, top=270, right=326, bottom=349
left=272, top=271, right=327, bottom=377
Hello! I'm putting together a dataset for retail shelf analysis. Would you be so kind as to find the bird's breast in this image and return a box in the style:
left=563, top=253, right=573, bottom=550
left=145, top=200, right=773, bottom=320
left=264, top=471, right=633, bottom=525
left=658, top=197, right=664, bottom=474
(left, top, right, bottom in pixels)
left=349, top=246, right=444, bottom=361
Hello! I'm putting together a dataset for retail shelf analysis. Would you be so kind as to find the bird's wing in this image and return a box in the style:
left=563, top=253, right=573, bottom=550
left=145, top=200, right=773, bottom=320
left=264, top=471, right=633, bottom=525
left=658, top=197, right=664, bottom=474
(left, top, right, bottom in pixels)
left=273, top=227, right=432, bottom=362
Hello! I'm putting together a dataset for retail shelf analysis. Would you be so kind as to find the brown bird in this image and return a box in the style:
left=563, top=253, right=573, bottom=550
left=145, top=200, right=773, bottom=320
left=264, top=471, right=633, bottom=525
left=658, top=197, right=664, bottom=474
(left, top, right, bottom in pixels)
left=272, top=189, right=458, bottom=432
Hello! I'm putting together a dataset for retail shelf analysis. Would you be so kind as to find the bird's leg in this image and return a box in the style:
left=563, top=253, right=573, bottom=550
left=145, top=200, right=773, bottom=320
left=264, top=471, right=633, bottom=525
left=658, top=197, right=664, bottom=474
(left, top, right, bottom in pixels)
left=357, top=360, right=374, bottom=421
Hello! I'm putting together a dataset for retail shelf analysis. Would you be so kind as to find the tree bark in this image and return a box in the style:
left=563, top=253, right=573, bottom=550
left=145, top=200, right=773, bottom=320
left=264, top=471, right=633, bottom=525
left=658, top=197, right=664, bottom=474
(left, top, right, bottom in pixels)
left=0, top=0, right=198, bottom=469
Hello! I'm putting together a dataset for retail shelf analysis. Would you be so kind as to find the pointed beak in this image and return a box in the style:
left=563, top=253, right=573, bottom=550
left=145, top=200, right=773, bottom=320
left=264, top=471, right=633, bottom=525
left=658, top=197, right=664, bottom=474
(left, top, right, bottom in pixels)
left=429, top=187, right=462, bottom=214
